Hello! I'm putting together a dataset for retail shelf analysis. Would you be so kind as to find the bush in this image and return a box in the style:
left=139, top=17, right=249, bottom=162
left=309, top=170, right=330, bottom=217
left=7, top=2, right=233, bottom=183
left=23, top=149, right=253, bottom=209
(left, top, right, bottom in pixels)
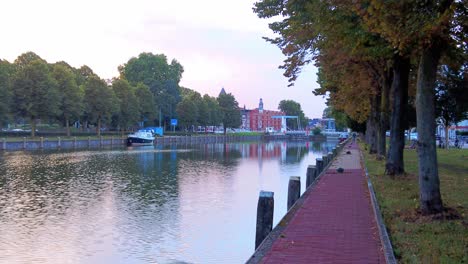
left=312, top=127, right=322, bottom=135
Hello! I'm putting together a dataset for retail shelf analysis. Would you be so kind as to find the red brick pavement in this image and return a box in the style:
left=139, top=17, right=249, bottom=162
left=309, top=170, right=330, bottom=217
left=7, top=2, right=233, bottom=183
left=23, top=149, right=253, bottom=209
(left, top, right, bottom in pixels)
left=260, top=142, right=386, bottom=263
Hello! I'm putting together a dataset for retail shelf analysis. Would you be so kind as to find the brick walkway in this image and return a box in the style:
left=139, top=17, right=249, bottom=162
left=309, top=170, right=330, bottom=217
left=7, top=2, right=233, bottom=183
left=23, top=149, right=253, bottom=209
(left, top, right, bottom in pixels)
left=258, top=142, right=386, bottom=263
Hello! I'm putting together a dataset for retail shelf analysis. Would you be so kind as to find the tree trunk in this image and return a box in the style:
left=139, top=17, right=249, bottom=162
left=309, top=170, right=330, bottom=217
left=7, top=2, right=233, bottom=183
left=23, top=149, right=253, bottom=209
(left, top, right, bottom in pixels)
left=374, top=85, right=384, bottom=159
left=378, top=70, right=392, bottom=159
left=416, top=45, right=443, bottom=214
left=97, top=117, right=101, bottom=136
left=367, top=95, right=379, bottom=154
left=386, top=55, right=409, bottom=175
left=444, top=125, right=449, bottom=149
left=31, top=117, right=37, bottom=138
left=66, top=118, right=71, bottom=137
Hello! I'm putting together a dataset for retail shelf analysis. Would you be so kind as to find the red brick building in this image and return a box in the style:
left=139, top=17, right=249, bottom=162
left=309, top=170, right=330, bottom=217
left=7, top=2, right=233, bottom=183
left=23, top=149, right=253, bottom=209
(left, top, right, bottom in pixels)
left=241, top=99, right=285, bottom=132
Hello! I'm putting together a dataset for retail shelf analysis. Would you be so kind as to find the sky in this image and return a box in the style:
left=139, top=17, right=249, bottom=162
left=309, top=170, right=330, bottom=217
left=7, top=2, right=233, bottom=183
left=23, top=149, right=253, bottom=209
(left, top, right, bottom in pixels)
left=0, top=0, right=327, bottom=118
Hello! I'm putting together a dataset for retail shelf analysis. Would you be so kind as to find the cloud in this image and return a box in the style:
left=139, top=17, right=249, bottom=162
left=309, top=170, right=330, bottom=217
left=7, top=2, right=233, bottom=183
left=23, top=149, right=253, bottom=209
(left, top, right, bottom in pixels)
left=0, top=0, right=326, bottom=118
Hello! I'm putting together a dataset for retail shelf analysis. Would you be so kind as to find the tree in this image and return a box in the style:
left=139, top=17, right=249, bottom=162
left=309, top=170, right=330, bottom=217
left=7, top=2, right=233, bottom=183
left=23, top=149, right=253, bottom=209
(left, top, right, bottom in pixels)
left=12, top=58, right=60, bottom=137
left=14, top=51, right=46, bottom=70
left=119, top=52, right=184, bottom=125
left=135, top=83, right=155, bottom=127
left=176, top=96, right=198, bottom=130
left=278, top=100, right=306, bottom=130
left=83, top=76, right=118, bottom=136
left=75, top=65, right=98, bottom=86
left=435, top=65, right=468, bottom=148
left=52, top=64, right=83, bottom=136
left=359, top=0, right=464, bottom=214
left=204, top=94, right=223, bottom=126
left=112, top=79, right=140, bottom=132
left=0, top=60, right=14, bottom=126
left=217, top=93, right=241, bottom=133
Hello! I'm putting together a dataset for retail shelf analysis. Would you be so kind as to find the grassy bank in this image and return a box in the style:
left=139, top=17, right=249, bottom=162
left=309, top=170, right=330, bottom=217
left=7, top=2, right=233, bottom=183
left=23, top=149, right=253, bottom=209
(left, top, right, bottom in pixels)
left=362, top=146, right=468, bottom=263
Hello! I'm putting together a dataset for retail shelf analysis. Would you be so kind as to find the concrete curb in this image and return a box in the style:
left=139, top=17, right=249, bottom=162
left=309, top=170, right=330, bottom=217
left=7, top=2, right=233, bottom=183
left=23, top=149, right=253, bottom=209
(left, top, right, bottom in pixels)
left=359, top=149, right=397, bottom=264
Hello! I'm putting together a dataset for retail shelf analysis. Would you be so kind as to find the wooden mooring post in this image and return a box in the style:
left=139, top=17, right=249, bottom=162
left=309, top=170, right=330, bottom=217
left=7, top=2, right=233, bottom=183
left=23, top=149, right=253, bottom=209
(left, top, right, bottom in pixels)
left=306, top=165, right=316, bottom=188
left=255, top=191, right=274, bottom=249
left=287, top=176, right=301, bottom=210
left=316, top=158, right=323, bottom=174
left=40, top=137, right=44, bottom=149
left=327, top=152, right=333, bottom=165
left=58, top=137, right=61, bottom=149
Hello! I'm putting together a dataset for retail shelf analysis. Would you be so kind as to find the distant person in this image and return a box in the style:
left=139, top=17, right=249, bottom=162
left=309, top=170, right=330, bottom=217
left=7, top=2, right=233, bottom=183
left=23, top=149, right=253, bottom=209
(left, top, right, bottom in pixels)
left=352, top=132, right=356, bottom=143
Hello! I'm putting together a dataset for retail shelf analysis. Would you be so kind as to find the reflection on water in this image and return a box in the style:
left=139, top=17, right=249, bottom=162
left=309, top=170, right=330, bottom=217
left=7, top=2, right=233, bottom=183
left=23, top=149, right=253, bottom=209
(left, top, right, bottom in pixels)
left=0, top=140, right=336, bottom=263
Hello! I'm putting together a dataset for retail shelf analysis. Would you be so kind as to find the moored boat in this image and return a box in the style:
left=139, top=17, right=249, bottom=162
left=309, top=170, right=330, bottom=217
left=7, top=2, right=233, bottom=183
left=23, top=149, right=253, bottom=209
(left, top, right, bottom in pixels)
left=127, top=129, right=155, bottom=146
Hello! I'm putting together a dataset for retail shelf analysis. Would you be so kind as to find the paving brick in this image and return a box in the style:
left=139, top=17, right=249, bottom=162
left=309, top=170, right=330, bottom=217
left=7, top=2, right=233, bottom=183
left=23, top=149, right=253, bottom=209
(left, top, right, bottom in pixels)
left=259, top=142, right=386, bottom=263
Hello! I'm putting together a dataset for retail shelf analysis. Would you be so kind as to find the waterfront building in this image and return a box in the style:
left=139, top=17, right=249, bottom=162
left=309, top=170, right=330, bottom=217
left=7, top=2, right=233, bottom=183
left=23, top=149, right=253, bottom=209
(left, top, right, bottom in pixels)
left=247, top=98, right=284, bottom=132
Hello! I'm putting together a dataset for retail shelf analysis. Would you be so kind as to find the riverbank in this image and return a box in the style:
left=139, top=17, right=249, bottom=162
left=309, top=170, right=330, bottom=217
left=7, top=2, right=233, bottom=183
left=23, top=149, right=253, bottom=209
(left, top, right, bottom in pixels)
left=0, top=134, right=329, bottom=151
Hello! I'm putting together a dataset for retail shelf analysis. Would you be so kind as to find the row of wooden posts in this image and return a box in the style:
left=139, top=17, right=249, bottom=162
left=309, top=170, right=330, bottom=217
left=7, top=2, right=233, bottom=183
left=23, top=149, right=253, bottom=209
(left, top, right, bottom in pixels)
left=255, top=140, right=348, bottom=249
left=1, top=135, right=263, bottom=150
left=1, top=136, right=123, bottom=150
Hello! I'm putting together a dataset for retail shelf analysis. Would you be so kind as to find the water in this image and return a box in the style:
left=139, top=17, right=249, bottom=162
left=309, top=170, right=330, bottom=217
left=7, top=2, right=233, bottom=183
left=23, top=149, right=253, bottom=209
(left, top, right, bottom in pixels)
left=0, top=140, right=336, bottom=263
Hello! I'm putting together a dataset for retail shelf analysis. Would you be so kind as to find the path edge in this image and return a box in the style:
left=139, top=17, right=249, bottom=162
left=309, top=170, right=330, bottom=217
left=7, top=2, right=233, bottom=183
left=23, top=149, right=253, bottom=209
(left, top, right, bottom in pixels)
left=359, top=149, right=397, bottom=264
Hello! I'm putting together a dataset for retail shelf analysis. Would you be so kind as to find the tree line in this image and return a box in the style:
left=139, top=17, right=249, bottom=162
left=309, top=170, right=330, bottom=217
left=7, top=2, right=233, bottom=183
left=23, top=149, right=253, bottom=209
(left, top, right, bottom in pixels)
left=0, top=52, right=243, bottom=136
left=253, top=0, right=467, bottom=215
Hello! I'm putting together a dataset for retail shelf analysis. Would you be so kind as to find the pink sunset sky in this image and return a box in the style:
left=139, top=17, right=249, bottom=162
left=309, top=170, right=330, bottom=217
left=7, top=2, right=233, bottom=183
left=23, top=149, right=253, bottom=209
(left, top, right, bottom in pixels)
left=1, top=0, right=327, bottom=118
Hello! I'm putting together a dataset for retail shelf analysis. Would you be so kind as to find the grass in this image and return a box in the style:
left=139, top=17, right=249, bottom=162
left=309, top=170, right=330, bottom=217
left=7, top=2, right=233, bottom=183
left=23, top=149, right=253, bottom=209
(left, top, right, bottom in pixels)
left=362, top=145, right=468, bottom=263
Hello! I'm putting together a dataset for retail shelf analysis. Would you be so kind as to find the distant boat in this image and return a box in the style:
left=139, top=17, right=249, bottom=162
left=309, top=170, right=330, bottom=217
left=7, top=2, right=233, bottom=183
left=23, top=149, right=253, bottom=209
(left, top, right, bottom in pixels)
left=127, top=129, right=155, bottom=146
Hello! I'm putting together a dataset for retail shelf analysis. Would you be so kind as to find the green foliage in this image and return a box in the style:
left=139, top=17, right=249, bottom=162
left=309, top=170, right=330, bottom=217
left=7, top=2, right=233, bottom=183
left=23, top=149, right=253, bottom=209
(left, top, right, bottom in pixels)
left=135, top=83, right=155, bottom=125
left=83, top=76, right=118, bottom=134
left=312, top=127, right=321, bottom=135
left=14, top=51, right=46, bottom=70
left=52, top=64, right=83, bottom=128
left=435, top=65, right=468, bottom=126
left=119, top=52, right=184, bottom=122
left=112, top=79, right=140, bottom=130
left=204, top=94, right=223, bottom=126
left=176, top=96, right=199, bottom=129
left=0, top=59, right=14, bottom=125
left=75, top=65, right=97, bottom=86
left=12, top=58, right=60, bottom=136
left=217, top=93, right=241, bottom=132
left=278, top=100, right=307, bottom=129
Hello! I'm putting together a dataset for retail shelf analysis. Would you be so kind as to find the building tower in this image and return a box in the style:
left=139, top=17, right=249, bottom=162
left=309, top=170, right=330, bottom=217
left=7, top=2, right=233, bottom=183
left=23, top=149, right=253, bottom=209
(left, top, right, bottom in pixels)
left=259, top=98, right=264, bottom=113
left=219, top=87, right=226, bottom=97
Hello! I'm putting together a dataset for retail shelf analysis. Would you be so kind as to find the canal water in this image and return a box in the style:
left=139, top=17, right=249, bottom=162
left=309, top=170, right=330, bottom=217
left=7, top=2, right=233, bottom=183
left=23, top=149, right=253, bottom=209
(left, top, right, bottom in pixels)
left=0, top=140, right=336, bottom=263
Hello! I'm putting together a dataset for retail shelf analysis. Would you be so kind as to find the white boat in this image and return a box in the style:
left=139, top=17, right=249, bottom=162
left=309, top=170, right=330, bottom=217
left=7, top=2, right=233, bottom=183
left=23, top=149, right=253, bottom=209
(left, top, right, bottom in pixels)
left=127, top=129, right=155, bottom=146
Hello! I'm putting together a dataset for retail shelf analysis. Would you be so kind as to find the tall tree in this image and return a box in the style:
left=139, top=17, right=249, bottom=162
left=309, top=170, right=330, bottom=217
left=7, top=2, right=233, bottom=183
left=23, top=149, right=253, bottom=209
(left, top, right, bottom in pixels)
left=176, top=96, right=199, bottom=130
left=0, top=60, right=14, bottom=126
left=359, top=0, right=464, bottom=214
left=119, top=52, right=184, bottom=125
left=52, top=64, right=83, bottom=136
left=278, top=100, right=307, bottom=130
left=204, top=94, right=223, bottom=127
left=435, top=64, right=468, bottom=148
left=12, top=59, right=60, bottom=137
left=112, top=79, right=140, bottom=132
left=83, top=76, right=118, bottom=136
left=135, top=83, right=155, bottom=127
left=386, top=56, right=410, bottom=174
left=217, top=93, right=241, bottom=134
left=14, top=51, right=46, bottom=70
